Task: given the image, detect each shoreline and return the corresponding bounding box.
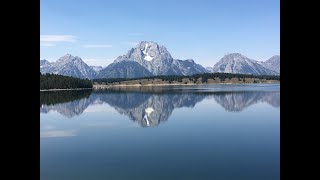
[40,88,93,91]
[40,82,280,91]
[93,82,280,89]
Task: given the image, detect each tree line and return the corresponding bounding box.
[93,73,280,84]
[40,73,93,90]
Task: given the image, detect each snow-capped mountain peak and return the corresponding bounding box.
[111,41,206,77]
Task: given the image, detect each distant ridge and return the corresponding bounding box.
[210,53,279,75]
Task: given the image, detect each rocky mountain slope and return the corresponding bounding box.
[40,54,97,79]
[97,60,153,79]
[211,53,279,75]
[105,41,208,78]
[259,55,280,73]
[89,66,103,73]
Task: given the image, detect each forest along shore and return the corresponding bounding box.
[93,77,279,89]
[40,73,93,91]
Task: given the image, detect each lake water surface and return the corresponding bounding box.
[40,84,280,180]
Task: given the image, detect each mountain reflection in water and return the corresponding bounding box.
[40,86,280,127]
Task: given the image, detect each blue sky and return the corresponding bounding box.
[40,0,279,67]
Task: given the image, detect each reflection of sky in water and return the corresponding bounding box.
[41,129,77,138]
[40,84,279,180]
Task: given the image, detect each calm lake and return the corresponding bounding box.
[40,84,280,180]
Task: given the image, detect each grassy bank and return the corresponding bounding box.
[93,77,279,89]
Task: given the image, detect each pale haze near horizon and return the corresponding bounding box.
[40,0,280,67]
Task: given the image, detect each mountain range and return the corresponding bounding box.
[40,41,280,79]
[89,66,103,73]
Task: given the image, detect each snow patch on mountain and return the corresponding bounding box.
[110,41,207,77]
